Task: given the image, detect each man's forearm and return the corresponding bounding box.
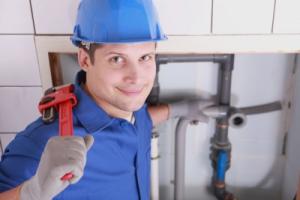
[148,104,170,126]
[0,185,21,200]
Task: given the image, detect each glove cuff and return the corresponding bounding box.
[20,176,44,200]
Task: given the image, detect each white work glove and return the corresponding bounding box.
[20,135,94,200]
[168,99,215,122]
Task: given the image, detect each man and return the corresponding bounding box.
[0,0,212,199]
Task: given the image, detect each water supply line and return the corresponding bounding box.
[151,130,160,200]
[210,55,235,200]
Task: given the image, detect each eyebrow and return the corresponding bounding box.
[140,52,156,57]
[105,51,127,56]
[105,51,156,56]
[144,52,155,55]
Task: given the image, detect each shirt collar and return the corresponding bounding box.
[73,70,113,133]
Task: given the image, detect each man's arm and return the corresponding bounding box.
[0,185,21,200]
[148,99,215,127]
[148,104,169,127]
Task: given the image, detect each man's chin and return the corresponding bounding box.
[122,102,145,112]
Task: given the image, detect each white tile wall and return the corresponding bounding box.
[31,0,211,35]
[31,0,80,34]
[0,87,42,133]
[0,0,34,34]
[273,0,300,33]
[0,35,41,86]
[28,0,300,36]
[154,0,212,35]
[213,0,275,34]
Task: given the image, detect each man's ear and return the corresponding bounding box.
[78,48,92,71]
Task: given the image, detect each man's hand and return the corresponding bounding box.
[20,135,94,200]
[168,99,215,122]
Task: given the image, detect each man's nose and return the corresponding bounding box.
[124,62,141,83]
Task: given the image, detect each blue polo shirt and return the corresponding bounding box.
[0,71,153,200]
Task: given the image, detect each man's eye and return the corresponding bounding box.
[140,55,153,62]
[110,56,124,64]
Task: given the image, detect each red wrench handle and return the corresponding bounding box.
[59,100,74,181]
[61,172,74,181]
[59,101,74,137]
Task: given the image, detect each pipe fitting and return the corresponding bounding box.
[203,106,247,129]
[214,187,237,200]
[203,106,228,119]
[228,108,247,129]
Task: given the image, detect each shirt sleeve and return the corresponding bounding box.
[0,134,42,192]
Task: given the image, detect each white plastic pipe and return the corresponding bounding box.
[151,131,160,200]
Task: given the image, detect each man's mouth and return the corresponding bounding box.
[117,87,143,96]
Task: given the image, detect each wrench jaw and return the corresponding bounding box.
[40,96,57,124]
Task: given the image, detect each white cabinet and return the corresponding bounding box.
[273,0,300,34]
[0,87,42,133]
[154,0,212,35]
[31,0,80,34]
[0,0,34,34]
[213,0,275,34]
[0,35,41,86]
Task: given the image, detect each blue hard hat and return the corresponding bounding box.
[71,0,167,46]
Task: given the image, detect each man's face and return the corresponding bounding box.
[79,42,156,118]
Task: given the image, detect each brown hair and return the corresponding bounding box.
[78,43,103,64]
